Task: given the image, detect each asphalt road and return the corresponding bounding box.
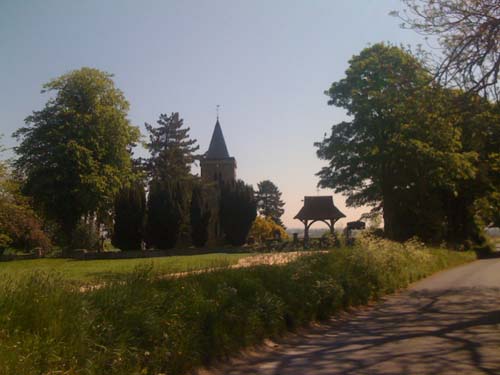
[211,257,500,375]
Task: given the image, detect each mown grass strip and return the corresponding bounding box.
[0,252,251,283]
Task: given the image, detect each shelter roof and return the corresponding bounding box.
[294,196,346,221]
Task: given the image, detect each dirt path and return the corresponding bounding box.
[166,251,324,278]
[235,251,323,267]
[206,258,500,375]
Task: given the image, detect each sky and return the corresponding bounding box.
[0,0,426,229]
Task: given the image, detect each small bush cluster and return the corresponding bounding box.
[0,238,475,375]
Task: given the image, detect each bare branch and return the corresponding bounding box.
[395,0,500,99]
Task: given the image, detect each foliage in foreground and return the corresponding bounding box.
[0,237,475,375]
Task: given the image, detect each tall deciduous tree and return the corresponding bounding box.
[394,0,500,98]
[316,44,477,242]
[13,68,140,245]
[112,181,146,251]
[220,180,257,246]
[144,112,199,182]
[255,180,285,227]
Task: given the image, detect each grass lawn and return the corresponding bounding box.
[0,252,251,283]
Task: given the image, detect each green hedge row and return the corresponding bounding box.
[0,237,475,375]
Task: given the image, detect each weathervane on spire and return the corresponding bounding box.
[216,104,221,121]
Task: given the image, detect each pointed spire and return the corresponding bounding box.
[206,118,230,159]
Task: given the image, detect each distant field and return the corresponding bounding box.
[0,253,251,283]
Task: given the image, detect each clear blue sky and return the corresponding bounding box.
[0,0,425,228]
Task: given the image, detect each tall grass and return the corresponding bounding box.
[0,237,475,375]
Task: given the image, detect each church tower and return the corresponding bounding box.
[200,118,236,183]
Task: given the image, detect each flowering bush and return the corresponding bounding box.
[249,216,288,243]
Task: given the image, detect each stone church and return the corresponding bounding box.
[199,117,237,244]
[200,118,236,184]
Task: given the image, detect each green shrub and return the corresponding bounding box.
[0,237,476,375]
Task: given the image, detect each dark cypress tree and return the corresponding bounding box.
[112,181,146,251]
[255,180,285,227]
[145,180,183,249]
[190,185,211,247]
[220,180,257,246]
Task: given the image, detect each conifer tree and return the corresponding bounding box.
[144,112,199,248]
[144,112,199,182]
[190,185,211,247]
[255,180,285,227]
[112,181,146,251]
[220,180,257,246]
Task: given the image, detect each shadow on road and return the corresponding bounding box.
[220,287,500,375]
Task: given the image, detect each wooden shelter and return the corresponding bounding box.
[294,196,346,242]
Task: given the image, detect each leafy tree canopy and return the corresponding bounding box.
[13,67,140,240]
[316,43,479,242]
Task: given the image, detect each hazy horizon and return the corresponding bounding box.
[0,0,426,228]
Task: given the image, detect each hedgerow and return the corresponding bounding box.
[0,237,475,375]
